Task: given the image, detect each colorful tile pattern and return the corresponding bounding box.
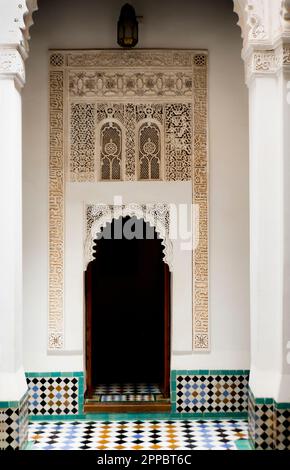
[251,403,274,450]
[173,371,249,414]
[0,392,29,450]
[26,373,84,417]
[0,407,20,450]
[19,393,29,449]
[28,419,248,450]
[248,388,290,450]
[274,407,290,450]
[26,371,250,418]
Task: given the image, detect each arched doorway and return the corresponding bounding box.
[85,216,171,411]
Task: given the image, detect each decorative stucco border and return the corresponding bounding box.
[48,68,65,349]
[192,54,209,350]
[48,49,209,351]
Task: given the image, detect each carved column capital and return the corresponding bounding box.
[245,44,290,85]
[0,47,25,87]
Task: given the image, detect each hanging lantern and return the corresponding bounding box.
[117,3,138,48]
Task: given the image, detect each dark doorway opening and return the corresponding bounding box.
[85,216,170,406]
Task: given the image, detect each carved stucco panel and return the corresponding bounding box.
[48,50,209,351]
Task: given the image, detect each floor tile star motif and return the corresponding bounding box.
[28,419,248,451]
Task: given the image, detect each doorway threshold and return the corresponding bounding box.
[84,400,171,413]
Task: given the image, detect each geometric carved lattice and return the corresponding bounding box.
[100,122,122,180]
[139,122,161,180]
[70,103,95,182]
[165,104,192,181]
[49,49,209,351]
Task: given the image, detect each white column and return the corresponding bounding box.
[248,46,290,403]
[279,60,290,402]
[0,48,27,401]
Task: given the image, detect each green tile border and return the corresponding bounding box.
[255,397,273,405]
[29,411,248,422]
[25,371,83,378]
[0,400,19,409]
[172,370,250,377]
[0,391,28,410]
[249,386,290,409]
[275,401,290,409]
[78,374,84,415]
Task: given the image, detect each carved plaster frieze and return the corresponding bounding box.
[67,50,193,68]
[69,71,193,98]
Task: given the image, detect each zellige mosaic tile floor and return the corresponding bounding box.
[28,419,248,450]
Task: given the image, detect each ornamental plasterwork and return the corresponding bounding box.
[233,0,290,84]
[233,0,290,47]
[84,203,173,272]
[49,49,209,351]
[245,0,267,41]
[69,71,193,97]
[233,0,268,48]
[66,51,193,68]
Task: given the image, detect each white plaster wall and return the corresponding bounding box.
[23,0,250,371]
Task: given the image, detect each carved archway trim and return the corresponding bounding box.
[84,203,173,272]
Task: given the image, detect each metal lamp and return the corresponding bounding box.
[117,3,138,48]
